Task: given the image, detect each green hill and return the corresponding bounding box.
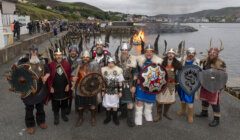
[17,0,122,21]
[17,3,65,20]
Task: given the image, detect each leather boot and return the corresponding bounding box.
[103,110,111,124]
[113,111,120,126]
[127,109,135,127]
[177,102,186,116]
[76,109,84,127]
[209,116,220,127]
[187,107,194,123]
[195,110,208,118]
[54,112,59,125]
[90,109,96,126]
[39,123,48,129]
[154,104,163,122]
[26,127,35,135]
[163,104,172,120]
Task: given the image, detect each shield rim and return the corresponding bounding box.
[139,63,168,94]
[178,65,201,95]
[78,72,105,96]
[8,64,39,98]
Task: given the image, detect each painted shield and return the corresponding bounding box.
[199,68,228,93]
[7,64,38,98]
[140,63,168,94]
[178,65,201,95]
[78,73,105,96]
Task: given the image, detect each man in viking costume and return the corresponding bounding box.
[14,45,49,134]
[66,44,81,114]
[72,50,100,127]
[134,44,163,126]
[177,47,200,123]
[196,41,226,127]
[154,48,182,122]
[101,57,124,125]
[48,48,72,125]
[92,38,111,112]
[116,42,137,127]
[92,38,111,67]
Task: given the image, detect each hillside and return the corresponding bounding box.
[155,7,240,19]
[17,3,65,20]
[17,0,122,21]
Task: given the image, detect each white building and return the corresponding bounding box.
[236,17,240,22]
[201,17,209,23]
[0,0,30,48]
[18,0,28,3]
[87,16,95,21]
[0,0,17,14]
[46,6,52,10]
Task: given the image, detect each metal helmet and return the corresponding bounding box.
[186,47,196,55]
[29,44,38,52]
[54,47,62,55]
[120,42,130,51]
[69,44,79,53]
[167,48,176,54]
[81,50,91,58]
[96,38,104,45]
[144,44,154,51]
[107,56,115,63]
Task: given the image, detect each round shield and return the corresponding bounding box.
[78,73,105,96]
[199,68,228,93]
[140,63,168,94]
[7,64,38,98]
[178,65,201,95]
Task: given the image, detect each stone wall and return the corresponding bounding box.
[0,32,53,65]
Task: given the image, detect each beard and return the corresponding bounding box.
[168,57,173,61]
[56,57,62,63]
[121,54,129,62]
[96,48,103,55]
[70,54,77,59]
[208,57,218,64]
[29,55,40,64]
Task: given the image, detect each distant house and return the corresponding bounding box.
[46,6,52,10]
[156,17,169,23]
[236,17,240,22]
[0,0,17,14]
[126,15,133,22]
[220,18,226,23]
[18,0,28,3]
[201,17,209,23]
[87,16,95,20]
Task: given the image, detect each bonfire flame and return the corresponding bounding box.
[133,30,145,44]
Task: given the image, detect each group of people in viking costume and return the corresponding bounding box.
[7,36,227,135]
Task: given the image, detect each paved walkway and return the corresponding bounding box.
[0,33,239,140]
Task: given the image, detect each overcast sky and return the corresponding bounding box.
[58,0,240,15]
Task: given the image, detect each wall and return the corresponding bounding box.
[0,32,53,65]
[0,12,4,49]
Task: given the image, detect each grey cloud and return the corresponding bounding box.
[58,0,240,15]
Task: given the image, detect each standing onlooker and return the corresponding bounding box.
[14,20,21,40]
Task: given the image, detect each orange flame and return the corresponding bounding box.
[133,30,145,44]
